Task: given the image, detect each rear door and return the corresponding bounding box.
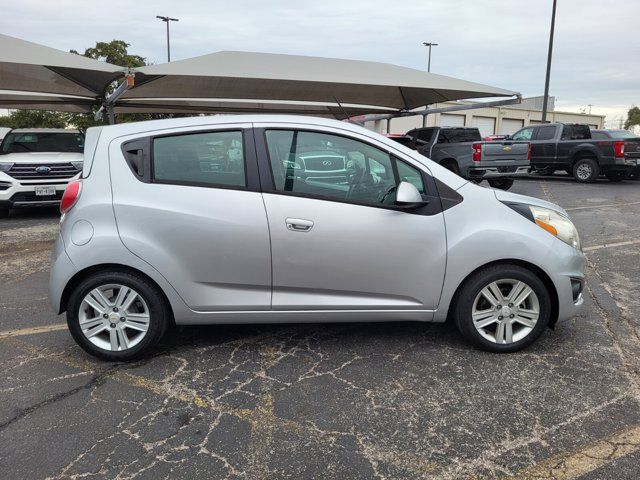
[255,124,447,313]
[109,123,272,311]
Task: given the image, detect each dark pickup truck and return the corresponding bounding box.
[509,123,639,182]
[389,127,530,190]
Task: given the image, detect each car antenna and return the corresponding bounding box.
[334,97,353,123]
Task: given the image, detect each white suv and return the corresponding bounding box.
[0,128,84,217]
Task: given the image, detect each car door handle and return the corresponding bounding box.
[285,218,314,232]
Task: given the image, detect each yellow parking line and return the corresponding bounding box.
[583,239,640,252]
[505,424,640,479]
[0,323,67,339]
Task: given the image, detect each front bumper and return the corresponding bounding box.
[550,246,586,324]
[467,165,530,180]
[0,173,69,208]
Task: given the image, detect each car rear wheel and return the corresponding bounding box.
[573,158,599,183]
[453,264,551,352]
[67,271,170,361]
[487,178,514,190]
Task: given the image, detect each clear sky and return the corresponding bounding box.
[1,0,638,127]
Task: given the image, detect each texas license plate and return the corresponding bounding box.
[34,186,56,196]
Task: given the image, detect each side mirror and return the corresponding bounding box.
[396,181,428,208]
[503,134,511,140]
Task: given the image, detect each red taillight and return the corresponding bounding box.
[472,143,482,162]
[527,143,532,161]
[60,180,82,214]
[614,141,625,158]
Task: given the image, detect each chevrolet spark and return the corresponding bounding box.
[49,115,585,361]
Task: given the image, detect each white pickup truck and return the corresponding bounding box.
[0,129,84,217]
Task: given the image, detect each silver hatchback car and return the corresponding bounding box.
[50,115,585,361]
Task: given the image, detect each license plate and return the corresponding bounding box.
[34,186,57,196]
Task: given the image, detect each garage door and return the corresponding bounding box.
[473,116,496,137]
[500,118,524,135]
[439,114,465,127]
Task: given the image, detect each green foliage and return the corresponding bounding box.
[624,106,640,130]
[71,40,146,68]
[0,110,67,129]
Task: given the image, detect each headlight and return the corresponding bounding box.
[71,161,84,171]
[0,162,13,172]
[529,205,581,250]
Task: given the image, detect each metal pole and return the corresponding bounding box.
[157,16,179,63]
[166,21,171,62]
[422,42,438,72]
[541,0,557,123]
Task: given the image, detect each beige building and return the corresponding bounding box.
[365,96,605,137]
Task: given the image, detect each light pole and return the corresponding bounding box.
[588,104,593,114]
[422,42,438,72]
[541,0,557,123]
[156,15,179,62]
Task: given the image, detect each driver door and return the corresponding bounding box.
[255,125,447,311]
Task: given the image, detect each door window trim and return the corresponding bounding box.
[121,127,261,192]
[254,126,444,216]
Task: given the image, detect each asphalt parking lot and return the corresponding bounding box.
[1,175,640,479]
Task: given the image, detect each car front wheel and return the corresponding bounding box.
[453,264,551,352]
[67,271,170,361]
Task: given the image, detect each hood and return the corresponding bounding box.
[492,188,569,217]
[0,152,83,163]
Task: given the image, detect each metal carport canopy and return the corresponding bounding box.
[0,33,123,112]
[118,51,519,114]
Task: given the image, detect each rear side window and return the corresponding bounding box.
[590,131,609,140]
[511,127,534,141]
[536,126,556,140]
[561,124,591,140]
[152,131,246,187]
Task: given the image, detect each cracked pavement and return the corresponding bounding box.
[1,176,640,479]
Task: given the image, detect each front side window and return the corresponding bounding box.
[152,130,245,187]
[265,130,426,207]
[512,127,534,141]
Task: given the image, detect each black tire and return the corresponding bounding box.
[0,207,9,219]
[67,270,170,361]
[487,178,514,190]
[573,157,599,183]
[441,160,460,175]
[453,264,551,353]
[604,170,628,183]
[630,168,640,181]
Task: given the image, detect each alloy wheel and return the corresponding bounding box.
[576,163,592,181]
[471,279,540,344]
[78,284,151,351]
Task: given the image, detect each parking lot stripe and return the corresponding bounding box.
[506,424,640,480]
[0,323,67,339]
[583,239,640,252]
[566,201,640,212]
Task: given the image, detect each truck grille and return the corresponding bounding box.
[6,163,79,180]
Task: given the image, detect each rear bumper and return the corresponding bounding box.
[467,165,530,179]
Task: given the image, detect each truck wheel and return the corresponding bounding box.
[487,178,514,190]
[441,161,460,176]
[0,207,9,219]
[536,167,555,176]
[629,168,640,181]
[573,158,599,183]
[605,171,628,182]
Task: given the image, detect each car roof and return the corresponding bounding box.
[9,128,81,133]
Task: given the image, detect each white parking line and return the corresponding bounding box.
[583,239,640,252]
[566,201,640,212]
[0,323,67,339]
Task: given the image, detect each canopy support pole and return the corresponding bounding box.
[96,71,136,124]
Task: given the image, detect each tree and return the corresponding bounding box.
[0,110,67,129]
[73,40,146,68]
[624,106,640,130]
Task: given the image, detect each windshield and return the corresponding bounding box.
[607,130,637,139]
[0,132,84,154]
